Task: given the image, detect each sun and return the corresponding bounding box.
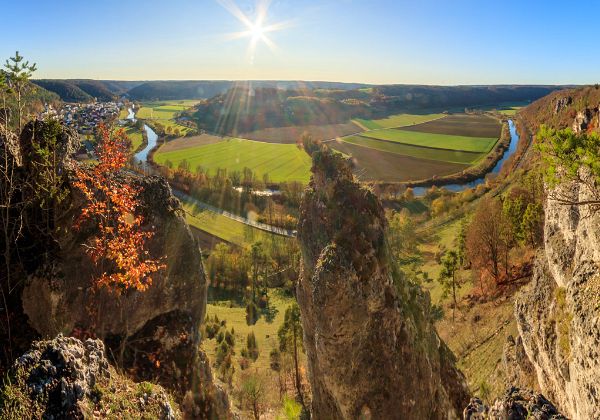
[250,23,265,43]
[219,0,290,56]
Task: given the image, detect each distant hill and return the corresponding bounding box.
[33,80,93,102]
[127,81,232,101]
[192,84,567,134]
[31,79,140,102]
[29,79,565,114]
[30,83,61,104]
[193,86,371,134]
[372,85,565,113]
[519,85,600,132]
[126,80,373,101]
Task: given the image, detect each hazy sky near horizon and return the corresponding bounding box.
[1,0,598,85]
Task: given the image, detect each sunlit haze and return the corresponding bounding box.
[1,0,599,84]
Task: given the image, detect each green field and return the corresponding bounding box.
[202,291,303,407]
[119,108,129,119]
[498,106,522,115]
[124,127,144,151]
[354,113,444,130]
[136,100,198,134]
[182,202,275,247]
[361,129,497,153]
[342,136,482,164]
[155,138,312,183]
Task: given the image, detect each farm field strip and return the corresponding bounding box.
[329,140,467,182]
[399,114,502,138]
[342,135,482,164]
[136,100,198,134]
[354,113,445,130]
[361,128,497,153]
[154,137,311,183]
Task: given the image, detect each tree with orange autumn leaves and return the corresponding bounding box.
[73,124,164,292]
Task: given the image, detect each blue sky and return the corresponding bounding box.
[1,0,598,85]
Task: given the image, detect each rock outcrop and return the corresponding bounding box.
[296,150,470,419]
[463,387,566,419]
[553,96,572,115]
[4,120,230,418]
[515,171,600,418]
[0,335,179,419]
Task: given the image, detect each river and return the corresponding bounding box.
[412,119,520,196]
[126,107,159,164]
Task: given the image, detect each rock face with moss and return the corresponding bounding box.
[6,120,230,418]
[0,335,179,419]
[296,150,470,419]
[515,173,600,418]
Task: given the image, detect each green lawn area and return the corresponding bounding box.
[498,106,522,116]
[155,138,312,183]
[361,129,497,153]
[202,291,303,407]
[343,135,480,165]
[124,126,144,151]
[354,113,444,130]
[136,100,198,135]
[182,202,274,247]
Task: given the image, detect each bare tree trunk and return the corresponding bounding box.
[293,325,304,409]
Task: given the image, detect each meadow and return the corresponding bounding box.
[354,113,445,130]
[498,106,522,115]
[201,291,305,408]
[360,129,497,153]
[342,135,482,164]
[124,126,144,151]
[136,100,199,134]
[182,201,275,247]
[154,137,312,183]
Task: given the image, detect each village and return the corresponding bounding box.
[41,101,122,134]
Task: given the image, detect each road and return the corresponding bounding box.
[172,190,297,238]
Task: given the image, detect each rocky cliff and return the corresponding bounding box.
[296,150,470,419]
[3,120,230,418]
[515,171,600,418]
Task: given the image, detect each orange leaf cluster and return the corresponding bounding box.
[73,124,164,293]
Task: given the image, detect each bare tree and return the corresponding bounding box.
[466,197,509,286]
